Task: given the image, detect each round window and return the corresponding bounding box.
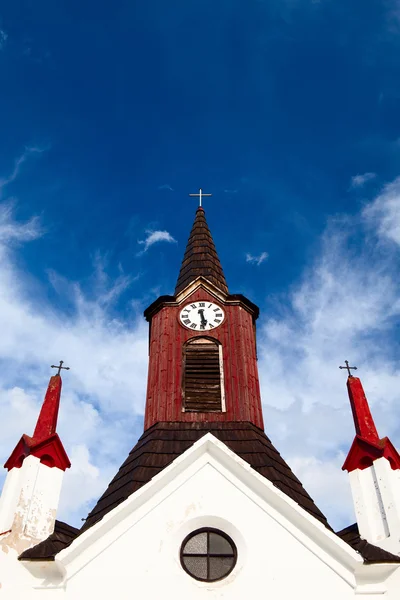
[180,528,237,582]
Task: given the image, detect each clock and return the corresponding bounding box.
[179,301,225,331]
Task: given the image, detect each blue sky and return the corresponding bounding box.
[1,0,400,530]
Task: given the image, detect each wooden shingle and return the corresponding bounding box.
[175,208,228,295]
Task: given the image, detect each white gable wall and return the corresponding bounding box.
[4,435,399,598]
[62,461,355,600]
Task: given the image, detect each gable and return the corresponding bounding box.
[57,446,360,599]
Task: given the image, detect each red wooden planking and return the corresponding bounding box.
[144,288,263,430]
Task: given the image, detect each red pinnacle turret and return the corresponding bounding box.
[4,373,70,472]
[347,376,380,445]
[342,376,400,472]
[33,375,62,441]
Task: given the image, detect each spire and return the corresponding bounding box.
[0,367,70,547]
[346,376,380,445]
[175,207,228,296]
[4,370,70,471]
[342,374,400,472]
[33,375,62,441]
[342,370,400,555]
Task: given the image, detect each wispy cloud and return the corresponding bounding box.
[362,176,400,245]
[246,251,269,266]
[158,184,174,192]
[0,29,7,50]
[257,178,400,529]
[0,146,45,198]
[0,201,42,244]
[137,229,177,254]
[0,200,148,526]
[349,172,376,189]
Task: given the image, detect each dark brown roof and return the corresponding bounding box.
[18,520,79,561]
[19,424,400,565]
[81,422,330,532]
[336,523,400,564]
[175,208,228,295]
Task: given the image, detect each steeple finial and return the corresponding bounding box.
[189,187,212,208]
[339,360,357,377]
[51,360,70,376]
[175,204,228,296]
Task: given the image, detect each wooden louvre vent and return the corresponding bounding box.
[183,338,223,412]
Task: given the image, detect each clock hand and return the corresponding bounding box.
[198,309,208,328]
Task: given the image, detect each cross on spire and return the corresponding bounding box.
[189,188,212,208]
[51,360,70,376]
[339,360,357,377]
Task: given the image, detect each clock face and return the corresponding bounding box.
[179,301,225,331]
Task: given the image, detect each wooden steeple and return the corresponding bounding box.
[175,207,228,296]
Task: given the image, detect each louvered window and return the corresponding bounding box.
[183,338,224,412]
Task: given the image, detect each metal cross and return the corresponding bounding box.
[51,360,70,376]
[189,188,212,208]
[339,360,357,377]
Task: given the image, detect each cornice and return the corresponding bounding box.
[144,278,259,322]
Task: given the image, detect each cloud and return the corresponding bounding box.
[0,199,149,526]
[158,184,174,192]
[137,229,177,254]
[246,251,269,266]
[257,180,400,529]
[0,146,45,198]
[2,156,400,533]
[0,201,42,245]
[0,29,7,50]
[349,172,376,189]
[362,176,400,245]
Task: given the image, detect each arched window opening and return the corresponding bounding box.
[183,337,225,413]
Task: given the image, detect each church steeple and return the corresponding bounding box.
[342,369,400,555]
[175,207,228,296]
[0,367,70,551]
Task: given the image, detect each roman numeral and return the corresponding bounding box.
[208,304,212,308]
[183,319,191,325]
[191,304,197,309]
[213,308,219,312]
[190,323,197,329]
[215,313,223,318]
[199,302,205,307]
[214,319,221,324]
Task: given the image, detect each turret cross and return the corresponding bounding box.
[189,188,212,208]
[339,360,357,377]
[51,360,70,376]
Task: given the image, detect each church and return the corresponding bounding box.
[1,202,400,598]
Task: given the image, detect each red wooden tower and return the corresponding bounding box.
[57,204,329,534]
[143,206,264,430]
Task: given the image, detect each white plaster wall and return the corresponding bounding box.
[0,468,23,533]
[1,442,400,599]
[63,463,356,600]
[349,459,400,556]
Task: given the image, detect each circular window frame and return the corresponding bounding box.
[180,527,237,582]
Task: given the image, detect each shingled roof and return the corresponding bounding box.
[19,520,79,561]
[175,207,228,295]
[336,523,400,564]
[19,423,400,564]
